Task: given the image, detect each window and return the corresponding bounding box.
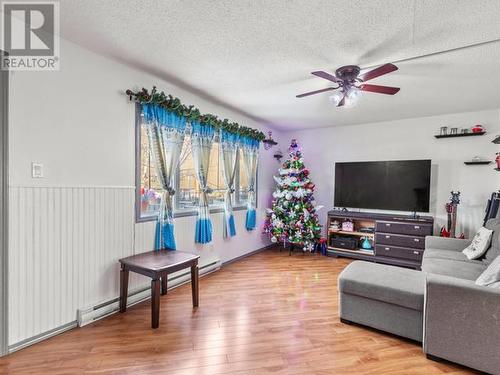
[176,135,198,210]
[138,124,163,219]
[137,115,252,221]
[176,136,226,210]
[236,150,249,205]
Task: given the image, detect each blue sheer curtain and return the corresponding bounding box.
[190,120,215,244]
[219,130,239,238]
[240,137,260,230]
[142,103,186,250]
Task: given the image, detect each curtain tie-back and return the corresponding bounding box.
[166,187,176,195]
[202,187,213,194]
[229,188,235,193]
[248,186,255,192]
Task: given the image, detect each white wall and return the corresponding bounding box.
[281,110,500,237]
[7,38,281,345]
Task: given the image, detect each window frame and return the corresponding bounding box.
[135,105,256,223]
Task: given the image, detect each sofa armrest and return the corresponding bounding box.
[424,236,472,251]
[424,274,500,374]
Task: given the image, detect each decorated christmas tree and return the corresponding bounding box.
[264,139,322,251]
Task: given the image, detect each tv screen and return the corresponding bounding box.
[334,160,431,212]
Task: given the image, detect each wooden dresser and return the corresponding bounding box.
[327,210,434,269]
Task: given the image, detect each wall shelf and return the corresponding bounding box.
[464,161,492,165]
[434,131,486,139]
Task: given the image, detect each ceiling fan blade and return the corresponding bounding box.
[337,96,346,107]
[360,84,400,95]
[296,87,335,98]
[311,71,340,83]
[358,63,398,82]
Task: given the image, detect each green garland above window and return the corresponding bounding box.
[125,86,266,141]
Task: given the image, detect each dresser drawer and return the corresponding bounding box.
[375,232,425,249]
[375,244,423,261]
[375,221,432,236]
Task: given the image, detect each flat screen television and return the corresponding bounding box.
[334,160,431,212]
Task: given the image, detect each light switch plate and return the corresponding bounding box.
[31,162,43,178]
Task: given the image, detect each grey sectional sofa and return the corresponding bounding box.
[339,218,500,374]
[423,218,500,374]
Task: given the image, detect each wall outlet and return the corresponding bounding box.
[31,162,43,178]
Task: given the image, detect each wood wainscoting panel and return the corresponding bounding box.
[8,186,135,345]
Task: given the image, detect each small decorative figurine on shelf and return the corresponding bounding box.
[330,220,340,231]
[496,152,500,170]
[262,131,278,150]
[361,236,373,250]
[472,124,485,133]
[342,219,354,232]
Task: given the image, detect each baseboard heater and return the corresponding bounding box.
[77,257,221,327]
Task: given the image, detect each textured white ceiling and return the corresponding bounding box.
[59,0,500,130]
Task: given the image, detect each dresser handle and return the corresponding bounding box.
[385,223,391,227]
[414,225,420,229]
[414,238,420,242]
[385,247,390,251]
[385,235,390,239]
[413,251,420,255]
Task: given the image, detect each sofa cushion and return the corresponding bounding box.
[424,248,484,264]
[421,257,487,281]
[462,226,493,260]
[476,254,500,287]
[483,218,500,264]
[338,261,425,311]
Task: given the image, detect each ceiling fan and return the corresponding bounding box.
[296,63,400,107]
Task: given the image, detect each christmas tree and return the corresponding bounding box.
[264,139,322,251]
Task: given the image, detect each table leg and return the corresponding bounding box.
[119,267,129,313]
[191,264,199,308]
[161,274,168,295]
[151,278,161,328]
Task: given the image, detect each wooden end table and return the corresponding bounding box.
[119,250,200,328]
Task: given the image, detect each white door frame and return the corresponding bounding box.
[0,52,9,356]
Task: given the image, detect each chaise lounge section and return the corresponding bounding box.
[423,218,500,374]
[338,261,425,342]
[339,218,500,374]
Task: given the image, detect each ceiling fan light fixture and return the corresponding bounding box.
[328,91,344,105]
[343,87,362,107]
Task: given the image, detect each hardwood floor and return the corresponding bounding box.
[0,248,477,374]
